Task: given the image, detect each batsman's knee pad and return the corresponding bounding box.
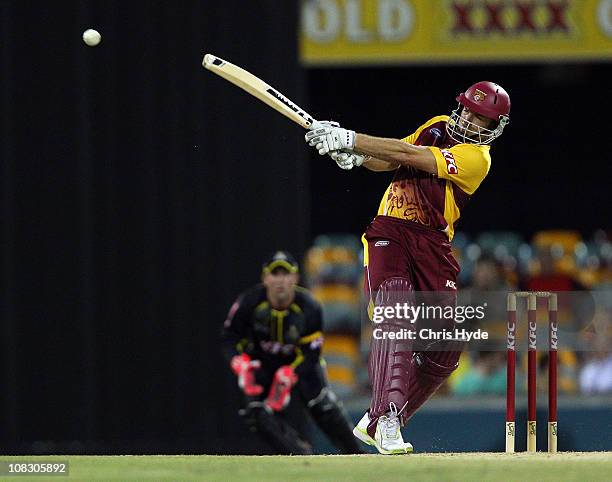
[415,326,463,378]
[374,276,414,308]
[414,351,460,383]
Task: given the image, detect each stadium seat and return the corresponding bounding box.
[322,334,360,396]
[532,230,582,253]
[476,231,525,258]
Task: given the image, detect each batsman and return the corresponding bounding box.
[305,81,511,454]
[221,251,363,454]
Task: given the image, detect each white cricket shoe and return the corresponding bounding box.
[353,406,413,454]
[352,411,375,446]
[375,414,413,454]
[374,403,413,455]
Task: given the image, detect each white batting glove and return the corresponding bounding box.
[329,150,367,170]
[310,120,339,130]
[305,126,356,155]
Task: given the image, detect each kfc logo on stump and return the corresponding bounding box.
[441,149,458,174]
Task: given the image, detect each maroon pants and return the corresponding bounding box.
[363,215,459,294]
[363,216,462,435]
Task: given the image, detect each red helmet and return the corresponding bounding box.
[457,81,511,122]
[447,81,511,144]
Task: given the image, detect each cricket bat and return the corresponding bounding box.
[202,54,320,130]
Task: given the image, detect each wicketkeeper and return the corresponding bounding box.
[221,251,363,454]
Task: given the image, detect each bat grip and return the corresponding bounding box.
[309,120,323,130]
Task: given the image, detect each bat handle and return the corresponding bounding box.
[309,120,323,130]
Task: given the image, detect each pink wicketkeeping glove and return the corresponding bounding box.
[230,353,263,396]
[265,365,298,411]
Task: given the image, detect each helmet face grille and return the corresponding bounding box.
[446,104,508,145]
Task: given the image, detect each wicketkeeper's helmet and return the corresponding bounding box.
[262,251,299,274]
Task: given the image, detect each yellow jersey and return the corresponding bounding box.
[376,115,491,240]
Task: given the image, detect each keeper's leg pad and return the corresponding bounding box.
[240,402,312,455]
[367,277,416,436]
[308,388,365,454]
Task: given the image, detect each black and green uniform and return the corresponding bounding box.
[221,284,362,455]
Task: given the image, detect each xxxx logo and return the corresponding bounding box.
[451,1,570,35]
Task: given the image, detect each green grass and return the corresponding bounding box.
[1,453,611,481]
